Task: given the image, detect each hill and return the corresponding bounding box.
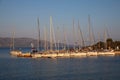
[0,37,65,48]
[0,37,41,47]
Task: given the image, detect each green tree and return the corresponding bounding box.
[106,38,113,50]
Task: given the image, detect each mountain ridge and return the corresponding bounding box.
[0,37,43,47]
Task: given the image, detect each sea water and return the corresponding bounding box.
[0,48,120,80]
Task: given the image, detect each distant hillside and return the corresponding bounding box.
[0,37,65,48]
[0,37,43,47]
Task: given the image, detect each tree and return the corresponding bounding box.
[106,38,113,50]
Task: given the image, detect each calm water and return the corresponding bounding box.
[0,48,120,80]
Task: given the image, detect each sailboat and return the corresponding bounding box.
[86,15,98,56]
[31,16,58,58]
[10,31,32,57]
[31,17,42,58]
[10,32,22,56]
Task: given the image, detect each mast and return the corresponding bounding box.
[88,15,95,46]
[50,16,53,51]
[88,15,92,46]
[57,26,60,51]
[66,29,69,50]
[104,27,109,49]
[46,26,48,50]
[63,25,66,50]
[73,19,76,49]
[37,17,40,52]
[106,26,110,38]
[50,16,56,51]
[78,20,85,48]
[52,22,56,50]
[91,24,95,45]
[12,32,15,50]
[44,26,47,51]
[98,32,100,49]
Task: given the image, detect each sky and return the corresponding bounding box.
[0,0,120,44]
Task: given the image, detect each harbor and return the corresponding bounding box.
[10,16,120,58]
[1,0,120,80]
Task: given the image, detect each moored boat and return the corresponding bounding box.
[87,52,98,56]
[10,50,22,56]
[70,52,87,57]
[98,51,115,56]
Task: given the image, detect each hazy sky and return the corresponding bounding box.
[0,0,120,44]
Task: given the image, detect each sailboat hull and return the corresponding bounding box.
[10,50,22,56]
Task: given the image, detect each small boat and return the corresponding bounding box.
[70,52,87,57]
[87,52,98,56]
[10,31,23,56]
[98,50,115,56]
[10,50,22,56]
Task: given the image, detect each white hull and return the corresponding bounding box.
[31,51,115,58]
[10,50,22,56]
[98,52,115,56]
[10,50,32,57]
[31,52,87,58]
[87,52,98,56]
[70,52,87,57]
[31,53,42,58]
[32,53,57,58]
